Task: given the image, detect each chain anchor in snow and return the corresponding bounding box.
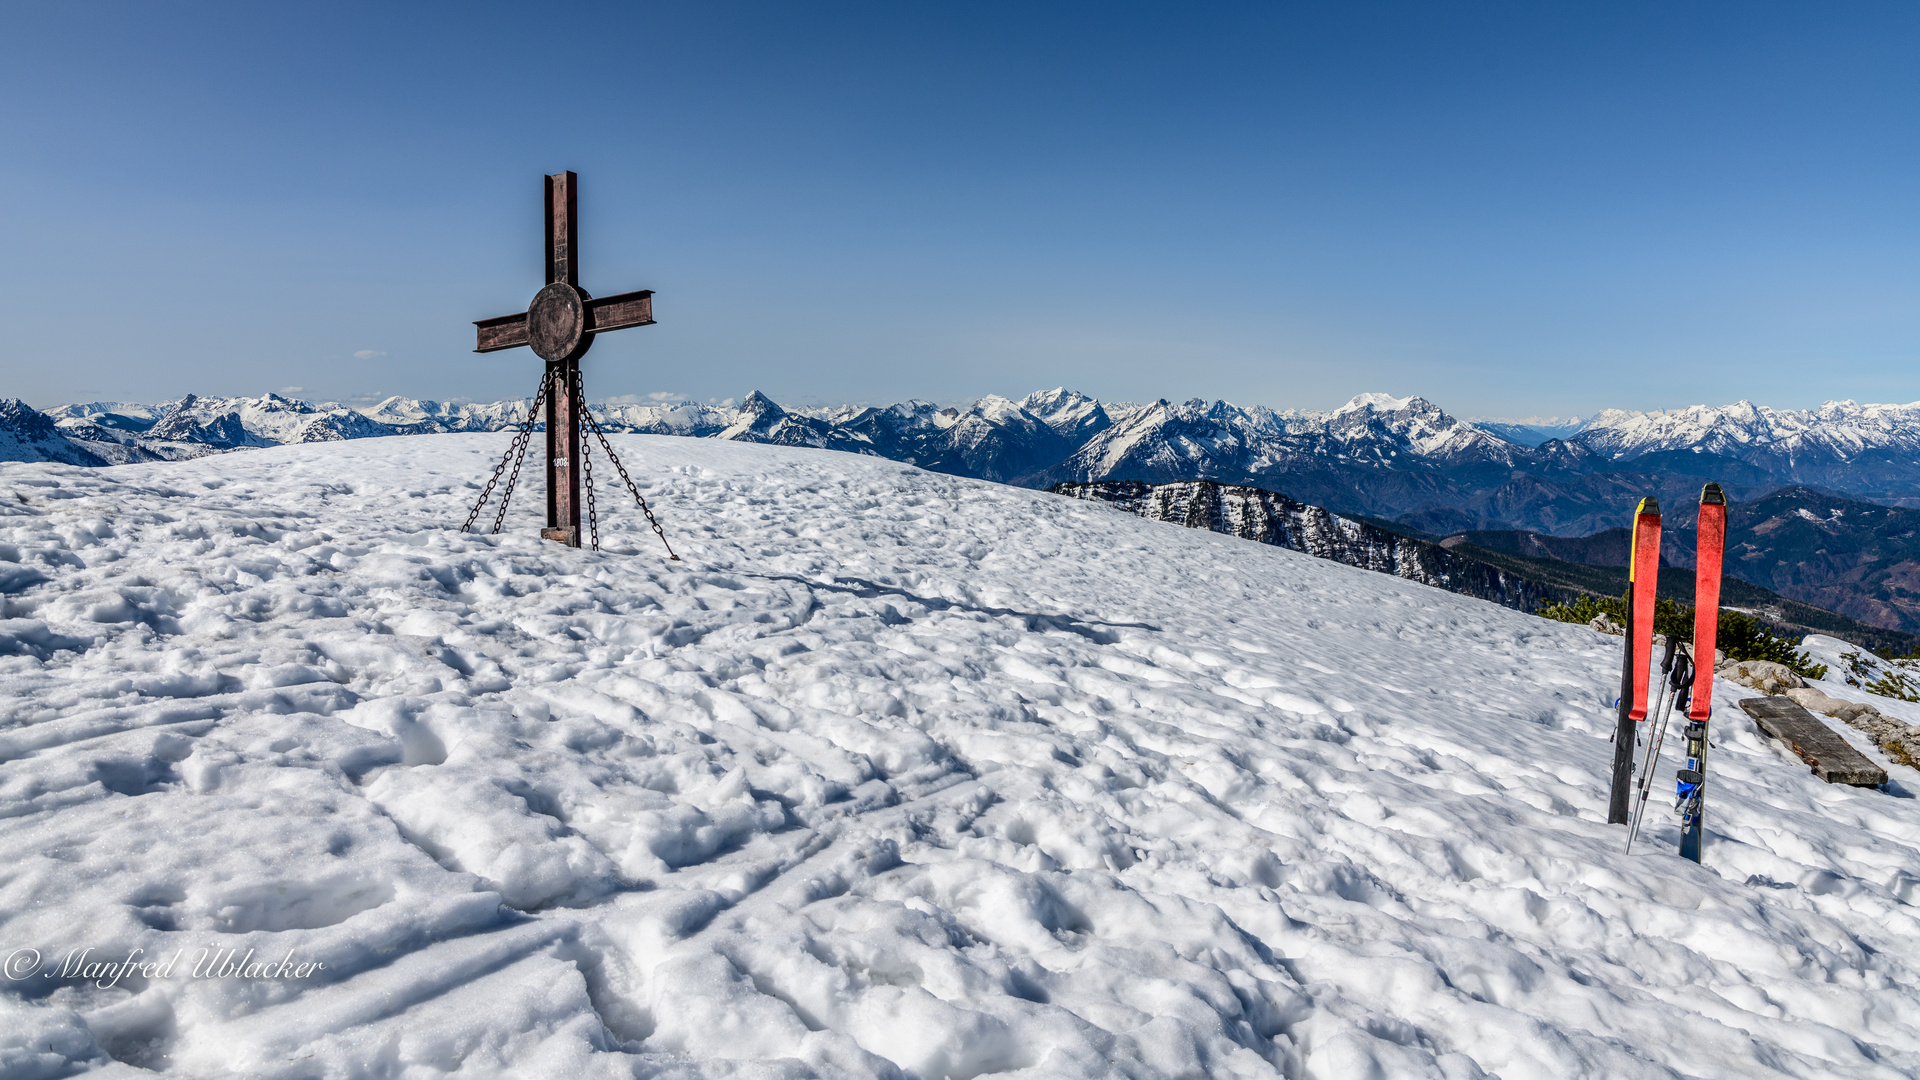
[458,364,679,561]
[461,373,550,535]
[581,390,679,560]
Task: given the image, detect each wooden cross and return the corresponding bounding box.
[473,172,655,547]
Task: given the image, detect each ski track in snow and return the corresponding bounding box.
[0,435,1916,1079]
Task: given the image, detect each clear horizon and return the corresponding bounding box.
[4,2,1916,418]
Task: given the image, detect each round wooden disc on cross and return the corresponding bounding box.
[527,281,589,363]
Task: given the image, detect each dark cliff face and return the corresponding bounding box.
[1052,479,1575,614]
[0,400,108,466]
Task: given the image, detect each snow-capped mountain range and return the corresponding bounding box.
[12,389,1920,535]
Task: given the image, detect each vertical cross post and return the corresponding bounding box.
[543,363,582,546]
[546,171,578,288]
[541,172,582,547]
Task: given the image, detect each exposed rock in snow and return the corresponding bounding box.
[1718,658,1806,694]
[129,393,402,455]
[1054,479,1573,613]
[924,396,1073,483]
[1040,394,1522,490]
[1788,638,1920,769]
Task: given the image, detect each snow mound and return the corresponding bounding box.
[1,437,1917,1078]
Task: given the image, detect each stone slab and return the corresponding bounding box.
[1739,696,1889,787]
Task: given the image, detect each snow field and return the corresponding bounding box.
[0,435,1917,1079]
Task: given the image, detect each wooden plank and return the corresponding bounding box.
[474,311,529,353]
[585,289,654,333]
[546,171,577,287]
[1738,696,1888,787]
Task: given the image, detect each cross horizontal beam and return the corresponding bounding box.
[473,289,655,353]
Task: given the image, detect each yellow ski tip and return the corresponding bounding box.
[1629,495,1661,581]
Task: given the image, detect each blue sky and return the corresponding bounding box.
[3,2,1915,417]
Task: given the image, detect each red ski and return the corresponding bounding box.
[1609,496,1662,824]
[1679,483,1727,861]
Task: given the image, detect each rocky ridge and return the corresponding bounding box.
[0,399,107,467]
[1573,399,1920,501]
[1051,479,1573,614]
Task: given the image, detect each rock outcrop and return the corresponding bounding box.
[1722,659,1920,770]
[1052,479,1576,614]
[1718,659,1806,695]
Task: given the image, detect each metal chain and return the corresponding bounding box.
[582,408,680,560]
[462,375,549,534]
[488,377,546,535]
[576,367,601,552]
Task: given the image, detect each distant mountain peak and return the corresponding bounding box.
[1337,392,1416,414]
[0,399,108,466]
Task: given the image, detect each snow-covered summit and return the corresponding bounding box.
[44,401,166,431]
[1020,387,1115,442]
[1281,394,1514,463]
[1575,398,1920,464]
[357,396,524,433]
[139,392,393,449]
[716,389,847,449]
[1,436,1915,1076]
[1332,391,1414,414]
[1051,392,1518,487]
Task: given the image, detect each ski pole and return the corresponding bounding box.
[1635,635,1681,780]
[1634,647,1692,850]
[1626,697,1675,852]
[1624,637,1677,852]
[1629,645,1693,853]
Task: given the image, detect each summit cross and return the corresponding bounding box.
[473,171,655,547]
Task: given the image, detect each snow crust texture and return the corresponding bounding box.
[2,437,1919,1079]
